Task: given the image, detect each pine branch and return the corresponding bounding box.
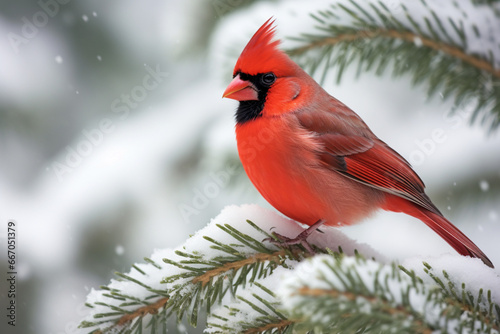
[420,262,500,331]
[115,298,169,328]
[80,207,499,334]
[191,250,288,287]
[243,319,295,334]
[275,254,436,333]
[161,222,312,327]
[79,218,315,333]
[206,270,298,333]
[287,0,500,131]
[276,254,500,333]
[289,29,500,78]
[80,270,171,333]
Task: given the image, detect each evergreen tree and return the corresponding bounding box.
[78,1,500,333]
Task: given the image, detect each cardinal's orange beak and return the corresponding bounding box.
[222,74,259,101]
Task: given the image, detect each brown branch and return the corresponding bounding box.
[288,29,500,78]
[192,250,290,287]
[294,287,433,334]
[296,287,356,301]
[243,319,295,334]
[116,297,169,326]
[442,296,499,332]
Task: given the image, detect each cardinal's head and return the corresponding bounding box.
[223,18,314,124]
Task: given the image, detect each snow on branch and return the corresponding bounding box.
[78,205,499,333]
[277,255,500,333]
[287,0,500,130]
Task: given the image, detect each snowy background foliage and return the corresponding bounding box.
[0,0,499,333]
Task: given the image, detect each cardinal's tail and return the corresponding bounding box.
[384,197,494,268]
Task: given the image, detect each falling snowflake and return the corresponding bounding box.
[479,180,489,192]
[115,245,125,255]
[489,211,498,221]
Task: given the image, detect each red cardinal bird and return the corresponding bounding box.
[222,19,493,268]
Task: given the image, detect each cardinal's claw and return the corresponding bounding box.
[263,219,325,254]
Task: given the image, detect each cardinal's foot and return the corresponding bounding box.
[264,219,325,254]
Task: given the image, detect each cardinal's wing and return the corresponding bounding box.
[297,107,441,215]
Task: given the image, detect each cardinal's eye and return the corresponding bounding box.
[260,72,276,86]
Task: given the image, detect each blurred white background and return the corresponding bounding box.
[0,0,499,333]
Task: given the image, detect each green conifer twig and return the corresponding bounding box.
[287,0,500,130]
